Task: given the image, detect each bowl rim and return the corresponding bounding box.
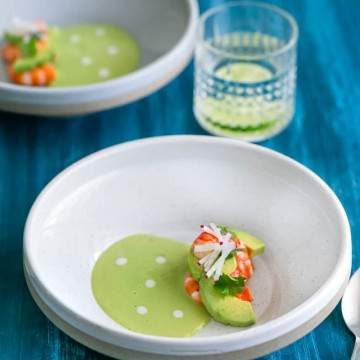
[23,135,352,355]
[24,269,349,359]
[0,0,198,95]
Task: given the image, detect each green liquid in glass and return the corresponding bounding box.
[196,62,293,141]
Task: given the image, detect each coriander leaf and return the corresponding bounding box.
[219,225,229,235]
[219,225,237,238]
[213,274,245,296]
[13,49,55,72]
[20,36,38,57]
[4,32,22,45]
[225,250,235,260]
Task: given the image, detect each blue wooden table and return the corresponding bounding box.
[0,0,359,358]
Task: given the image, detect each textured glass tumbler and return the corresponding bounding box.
[194,2,298,141]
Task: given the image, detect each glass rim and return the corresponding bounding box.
[197,1,299,61]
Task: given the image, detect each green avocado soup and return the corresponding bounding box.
[91,234,210,337]
[51,24,140,86]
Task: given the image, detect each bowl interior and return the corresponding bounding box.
[26,137,343,338]
[0,0,189,84]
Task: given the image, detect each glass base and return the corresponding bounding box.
[194,107,293,142]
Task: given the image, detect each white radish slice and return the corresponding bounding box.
[194,243,220,253]
[203,249,221,272]
[198,252,215,265]
[201,225,217,237]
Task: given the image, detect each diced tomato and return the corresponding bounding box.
[195,232,218,244]
[32,67,47,86]
[184,273,202,304]
[1,44,21,63]
[184,277,199,294]
[42,63,57,82]
[236,287,254,302]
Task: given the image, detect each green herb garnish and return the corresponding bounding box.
[225,250,235,260]
[20,36,38,57]
[219,225,237,237]
[4,32,22,45]
[213,274,245,296]
[13,49,55,73]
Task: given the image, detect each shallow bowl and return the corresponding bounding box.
[24,135,351,358]
[0,0,197,115]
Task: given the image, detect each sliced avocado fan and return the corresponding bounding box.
[187,227,265,327]
[199,275,256,327]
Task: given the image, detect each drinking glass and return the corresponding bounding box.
[194,1,298,141]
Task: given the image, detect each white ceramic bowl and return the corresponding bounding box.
[0,0,198,116]
[24,136,351,359]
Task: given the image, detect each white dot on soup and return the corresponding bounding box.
[98,68,110,78]
[145,279,156,288]
[80,56,92,66]
[155,256,166,264]
[107,45,119,55]
[95,28,106,36]
[173,310,184,318]
[115,257,127,266]
[136,306,148,315]
[69,34,80,44]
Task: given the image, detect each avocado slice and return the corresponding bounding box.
[13,49,55,73]
[187,251,202,281]
[199,276,255,327]
[231,230,265,257]
[221,255,237,275]
[188,251,237,281]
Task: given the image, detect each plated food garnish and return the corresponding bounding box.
[1,18,140,87]
[91,226,264,337]
[1,18,56,86]
[185,223,265,327]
